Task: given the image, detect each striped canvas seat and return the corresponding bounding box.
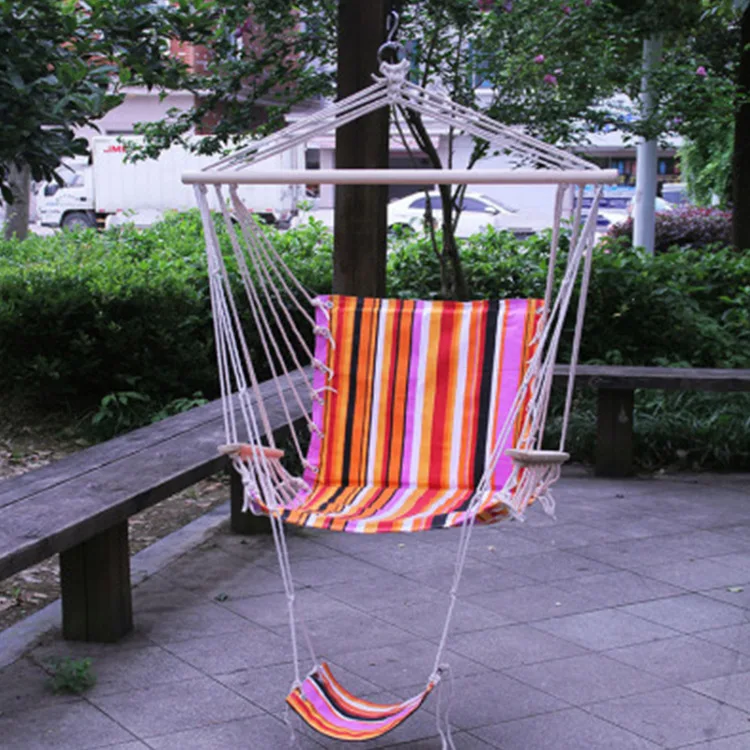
[253,295,542,532]
[286,662,435,741]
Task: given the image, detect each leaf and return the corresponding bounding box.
[727,586,744,593]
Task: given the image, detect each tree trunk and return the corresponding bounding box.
[732,7,750,251]
[4,163,30,241]
[333,0,389,297]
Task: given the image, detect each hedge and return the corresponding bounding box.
[1,212,748,466]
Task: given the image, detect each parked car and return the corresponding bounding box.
[387,191,534,239]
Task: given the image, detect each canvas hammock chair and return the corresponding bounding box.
[185,47,615,749]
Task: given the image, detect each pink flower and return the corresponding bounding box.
[584,0,592,6]
[502,0,513,11]
[534,54,545,64]
[696,65,707,77]
[543,73,558,86]
[562,4,572,14]
[478,0,494,10]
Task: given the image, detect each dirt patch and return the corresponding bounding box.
[0,406,230,632]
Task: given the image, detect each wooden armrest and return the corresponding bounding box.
[505,449,569,466]
[219,443,285,461]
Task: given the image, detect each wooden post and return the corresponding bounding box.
[596,388,635,477]
[333,0,389,297]
[229,465,271,534]
[59,522,133,642]
[732,7,750,251]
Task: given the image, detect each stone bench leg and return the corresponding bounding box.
[60,521,133,642]
[596,388,635,477]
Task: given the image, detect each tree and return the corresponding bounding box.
[0,0,216,239]
[102,1,746,292]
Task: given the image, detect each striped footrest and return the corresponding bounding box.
[286,663,436,741]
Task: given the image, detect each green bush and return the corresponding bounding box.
[1,213,747,469]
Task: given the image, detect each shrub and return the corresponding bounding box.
[1,213,748,469]
[607,205,733,253]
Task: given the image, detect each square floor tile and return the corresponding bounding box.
[694,623,750,656]
[588,686,750,748]
[473,707,660,749]
[619,594,749,634]
[531,609,677,650]
[450,624,587,671]
[0,701,134,749]
[689,670,750,713]
[505,652,668,705]
[89,676,260,738]
[606,635,750,685]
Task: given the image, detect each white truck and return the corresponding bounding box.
[37,136,303,230]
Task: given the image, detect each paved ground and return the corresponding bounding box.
[2,470,750,749]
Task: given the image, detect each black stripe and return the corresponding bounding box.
[472,300,499,487]
[359,297,381,484]
[340,297,364,486]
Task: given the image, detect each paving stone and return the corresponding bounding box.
[133,601,252,645]
[473,706,660,749]
[75,645,202,697]
[588,686,750,748]
[103,743,152,750]
[305,610,416,655]
[316,573,443,612]
[693,623,750,656]
[553,570,683,609]
[640,559,750,591]
[606,635,750,685]
[381,732,498,749]
[450,623,587,671]
[465,582,603,623]
[216,660,380,713]
[403,557,537,597]
[689,670,750,713]
[0,657,80,718]
[215,529,332,562]
[374,596,507,640]
[160,545,287,597]
[703,584,750,609]
[495,550,618,583]
[89,676,260,738]
[710,553,750,575]
[583,513,697,539]
[505,652,668,705]
[512,521,626,550]
[467,527,550,558]
[0,701,134,749]
[531,609,677,650]
[146,715,323,749]
[162,622,291,675]
[274,554,387,587]
[672,733,750,749]
[221,587,364,629]
[332,640,488,690]
[404,671,567,730]
[619,594,750,634]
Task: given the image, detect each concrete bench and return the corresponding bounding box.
[0,371,309,643]
[555,365,750,477]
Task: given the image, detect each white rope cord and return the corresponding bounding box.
[217,189,314,463]
[226,187,321,366]
[560,185,602,448]
[198,187,285,512]
[214,81,393,171]
[569,184,585,252]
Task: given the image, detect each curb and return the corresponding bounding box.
[0,500,231,670]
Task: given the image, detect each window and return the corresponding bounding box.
[461,197,488,212]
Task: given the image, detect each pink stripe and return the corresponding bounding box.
[303,296,331,486]
[492,299,528,488]
[300,677,417,733]
[400,301,424,484]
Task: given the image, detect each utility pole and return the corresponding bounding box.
[632,35,663,255]
[333,0,390,297]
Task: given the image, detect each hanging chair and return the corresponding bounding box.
[185,39,615,749]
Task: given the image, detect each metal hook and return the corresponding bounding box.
[386,10,399,43]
